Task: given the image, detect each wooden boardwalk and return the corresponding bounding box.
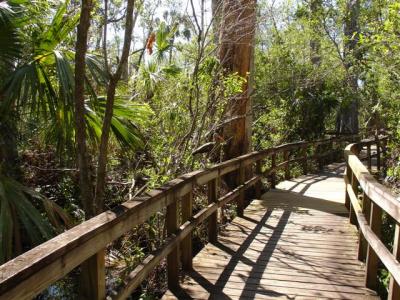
[163,163,379,299]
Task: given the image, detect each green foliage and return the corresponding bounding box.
[0,1,21,70]
[253,14,341,146]
[0,174,71,263]
[86,97,153,151]
[1,0,151,158]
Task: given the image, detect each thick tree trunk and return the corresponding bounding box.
[74,0,94,217]
[219,0,256,161]
[94,0,136,213]
[219,0,256,190]
[336,0,360,134]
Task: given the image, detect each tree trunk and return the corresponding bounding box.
[74,0,94,217]
[94,0,136,213]
[219,0,256,161]
[336,0,360,134]
[219,0,256,188]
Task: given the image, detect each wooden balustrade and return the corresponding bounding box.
[0,134,359,300]
[344,135,400,299]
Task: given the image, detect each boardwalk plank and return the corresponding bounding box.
[162,163,379,299]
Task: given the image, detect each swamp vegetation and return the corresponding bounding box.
[1,0,400,298]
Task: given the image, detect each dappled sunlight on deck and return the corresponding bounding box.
[163,163,379,299]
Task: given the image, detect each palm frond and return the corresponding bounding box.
[0,2,21,70]
[86,97,153,151]
[36,0,79,54]
[154,21,177,62]
[0,175,72,263]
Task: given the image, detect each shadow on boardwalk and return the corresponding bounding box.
[163,163,379,300]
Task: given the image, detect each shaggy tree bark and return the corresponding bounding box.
[218,0,256,190]
[74,0,94,217]
[94,0,136,213]
[336,0,360,134]
[219,0,257,161]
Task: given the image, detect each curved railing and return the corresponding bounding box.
[0,135,357,299]
[344,135,400,299]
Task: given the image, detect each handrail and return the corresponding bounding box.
[344,134,400,299]
[0,134,358,300]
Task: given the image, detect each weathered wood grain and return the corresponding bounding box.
[163,164,379,300]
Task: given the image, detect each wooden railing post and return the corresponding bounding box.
[317,145,323,170]
[284,150,290,180]
[365,202,382,290]
[345,159,351,210]
[302,144,308,175]
[181,191,193,270]
[376,137,381,171]
[367,144,372,172]
[208,178,218,243]
[237,165,245,217]
[382,138,388,175]
[255,160,262,199]
[358,192,371,261]
[329,138,334,163]
[166,195,179,290]
[271,152,276,188]
[349,171,358,225]
[388,224,400,299]
[79,249,106,300]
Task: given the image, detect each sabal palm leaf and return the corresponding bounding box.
[35,0,79,54]
[154,22,177,62]
[0,1,21,70]
[140,59,181,95]
[0,175,72,264]
[86,97,153,150]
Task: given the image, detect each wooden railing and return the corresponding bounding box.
[0,135,358,300]
[344,135,400,299]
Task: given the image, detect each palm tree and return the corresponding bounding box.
[0,0,152,262]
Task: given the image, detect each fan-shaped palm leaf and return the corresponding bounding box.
[0,175,72,263]
[0,1,21,70]
[86,97,153,150]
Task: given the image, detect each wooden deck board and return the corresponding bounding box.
[162,163,379,299]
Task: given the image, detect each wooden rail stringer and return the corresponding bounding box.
[345,135,400,299]
[0,133,377,300]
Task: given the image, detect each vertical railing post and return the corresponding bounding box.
[208,178,218,243]
[388,224,400,299]
[382,138,388,175]
[376,137,381,171]
[358,192,371,261]
[365,202,382,290]
[345,157,351,210]
[166,194,179,290]
[237,164,245,217]
[367,144,372,172]
[255,160,262,199]
[181,191,193,270]
[79,249,106,300]
[302,143,308,175]
[271,152,276,188]
[349,171,358,225]
[284,150,290,180]
[317,145,323,170]
[329,138,334,163]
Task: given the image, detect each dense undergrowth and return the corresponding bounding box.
[1,0,400,299]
